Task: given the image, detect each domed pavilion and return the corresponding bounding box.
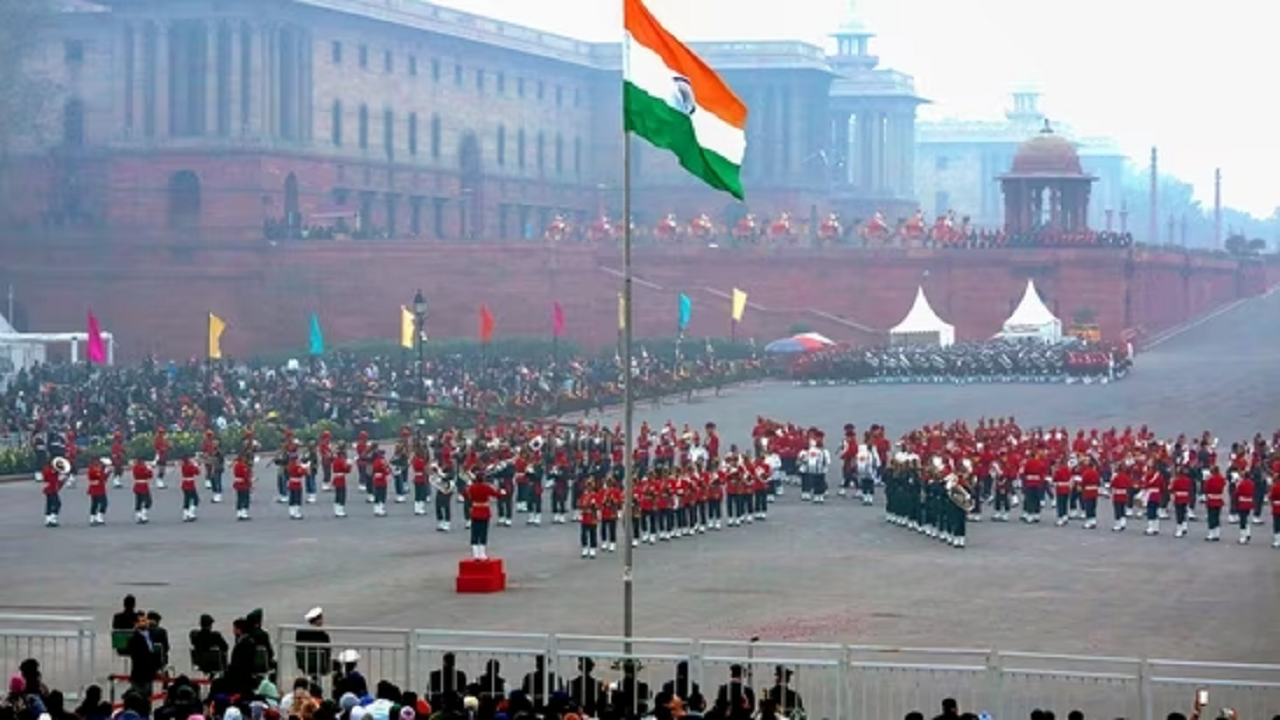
[999,121,1097,234]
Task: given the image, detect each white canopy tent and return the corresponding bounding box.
[0,312,115,370]
[889,287,955,347]
[999,279,1063,343]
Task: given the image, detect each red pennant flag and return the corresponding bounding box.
[86,311,107,364]
[552,301,565,338]
[479,303,496,344]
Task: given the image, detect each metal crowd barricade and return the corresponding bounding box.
[553,634,696,714]
[1147,658,1280,720]
[995,651,1143,720]
[699,639,844,719]
[845,645,995,720]
[0,614,96,697]
[275,624,412,691]
[411,630,554,703]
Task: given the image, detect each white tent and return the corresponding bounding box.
[889,287,955,347]
[999,279,1063,343]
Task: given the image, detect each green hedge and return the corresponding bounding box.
[0,362,769,476]
[249,337,758,365]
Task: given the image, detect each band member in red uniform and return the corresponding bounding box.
[705,423,720,464]
[331,442,351,518]
[1142,464,1164,535]
[1269,477,1280,548]
[411,443,430,516]
[371,446,391,517]
[1202,467,1227,541]
[153,429,170,489]
[87,457,110,525]
[578,479,600,558]
[42,461,63,527]
[319,430,334,491]
[1170,466,1194,538]
[1234,472,1256,544]
[599,479,621,552]
[1021,451,1047,523]
[466,471,504,560]
[180,455,202,522]
[131,458,154,524]
[1079,459,1101,529]
[1052,460,1074,526]
[1109,463,1131,532]
[232,453,253,521]
[287,453,308,520]
[63,429,78,488]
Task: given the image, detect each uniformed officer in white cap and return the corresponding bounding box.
[296,607,331,680]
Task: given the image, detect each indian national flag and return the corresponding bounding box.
[623,0,747,200]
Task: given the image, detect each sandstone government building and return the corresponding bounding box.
[15,0,1123,241]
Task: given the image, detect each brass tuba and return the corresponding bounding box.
[945,473,976,512]
[52,456,73,475]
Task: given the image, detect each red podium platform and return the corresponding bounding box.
[456,558,506,593]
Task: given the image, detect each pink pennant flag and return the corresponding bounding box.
[86,311,107,364]
[552,301,565,338]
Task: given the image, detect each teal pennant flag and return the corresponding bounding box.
[308,313,325,355]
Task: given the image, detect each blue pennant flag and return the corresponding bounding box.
[308,313,325,355]
[678,293,692,331]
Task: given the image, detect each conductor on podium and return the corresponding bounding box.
[466,471,504,559]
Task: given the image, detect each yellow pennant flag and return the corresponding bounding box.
[731,288,748,322]
[400,306,414,349]
[207,312,226,359]
[617,292,626,331]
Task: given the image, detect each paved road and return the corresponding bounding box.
[1,290,1278,703]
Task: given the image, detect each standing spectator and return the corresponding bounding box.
[224,618,260,699]
[295,608,331,682]
[146,612,171,669]
[126,613,162,699]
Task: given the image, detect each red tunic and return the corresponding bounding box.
[1052,466,1072,496]
[1170,473,1193,505]
[467,482,502,521]
[331,457,351,488]
[1203,472,1227,508]
[87,464,108,497]
[41,466,60,496]
[578,491,599,526]
[1143,471,1163,504]
[1110,472,1131,503]
[601,488,621,521]
[1079,468,1100,500]
[233,460,252,491]
[287,460,307,490]
[1269,481,1280,516]
[371,458,390,488]
[132,462,153,493]
[1235,478,1256,513]
[180,460,201,492]
[412,455,428,486]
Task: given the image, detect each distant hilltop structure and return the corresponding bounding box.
[915,90,1125,229]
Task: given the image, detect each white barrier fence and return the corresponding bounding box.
[3,616,1278,720]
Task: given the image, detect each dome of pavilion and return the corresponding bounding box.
[1009,121,1084,176]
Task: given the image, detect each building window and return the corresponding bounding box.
[430,114,441,158]
[496,126,506,166]
[454,63,463,86]
[408,112,418,155]
[496,72,505,95]
[383,109,394,159]
[359,45,368,68]
[555,86,563,107]
[384,50,393,73]
[574,87,581,107]
[408,55,417,76]
[536,132,545,170]
[62,98,85,146]
[537,81,544,101]
[517,129,525,169]
[358,104,368,149]
[554,134,563,174]
[573,136,581,177]
[331,100,342,146]
[65,40,85,64]
[331,41,342,63]
[431,59,440,81]
[935,156,949,171]
[517,78,525,98]
[476,69,484,92]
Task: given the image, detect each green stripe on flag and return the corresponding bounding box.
[623,81,744,200]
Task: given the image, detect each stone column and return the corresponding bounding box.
[830,111,849,187]
[206,20,219,136]
[155,21,170,139]
[260,23,276,139]
[118,23,132,137]
[132,23,146,137]
[882,114,898,198]
[855,111,872,190]
[897,112,912,198]
[299,28,312,143]
[228,22,242,136]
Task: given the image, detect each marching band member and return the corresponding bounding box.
[839,424,857,497]
[525,453,544,526]
[286,452,308,520]
[331,442,351,518]
[412,442,430,516]
[370,446,390,517]
[392,431,411,503]
[1142,462,1164,536]
[304,438,320,503]
[1110,462,1131,531]
[1052,458,1074,526]
[600,479,621,552]
[179,455,202,522]
[1020,450,1047,523]
[63,428,78,489]
[465,470,504,560]
[41,459,64,527]
[202,430,218,489]
[751,457,770,519]
[208,444,226,503]
[991,457,1014,522]
[800,433,830,503]
[131,457,154,524]
[1234,471,1256,544]
[1203,466,1226,541]
[87,457,109,525]
[272,443,291,504]
[1269,475,1280,548]
[578,479,600,558]
[856,440,878,507]
[232,452,253,521]
[1079,457,1101,529]
[356,430,372,496]
[1171,465,1194,538]
[153,428,170,489]
[319,430,334,491]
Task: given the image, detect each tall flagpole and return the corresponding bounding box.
[620,123,637,654]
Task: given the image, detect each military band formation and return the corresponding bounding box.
[35,417,1280,551]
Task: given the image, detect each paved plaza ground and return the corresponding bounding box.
[1,290,1278,709]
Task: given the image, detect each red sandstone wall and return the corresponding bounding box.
[0,237,1261,361]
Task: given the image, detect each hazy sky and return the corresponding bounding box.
[436,0,1277,218]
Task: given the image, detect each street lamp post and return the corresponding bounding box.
[413,289,427,403]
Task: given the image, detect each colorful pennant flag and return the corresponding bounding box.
[623,0,747,200]
[207,312,226,359]
[86,311,106,364]
[731,288,748,323]
[400,306,414,349]
[479,304,496,344]
[552,301,566,338]
[678,293,692,331]
[308,313,325,355]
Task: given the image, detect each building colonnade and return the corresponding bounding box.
[827,107,915,198]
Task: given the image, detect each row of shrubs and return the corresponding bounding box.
[0,361,770,477]
[247,336,764,365]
